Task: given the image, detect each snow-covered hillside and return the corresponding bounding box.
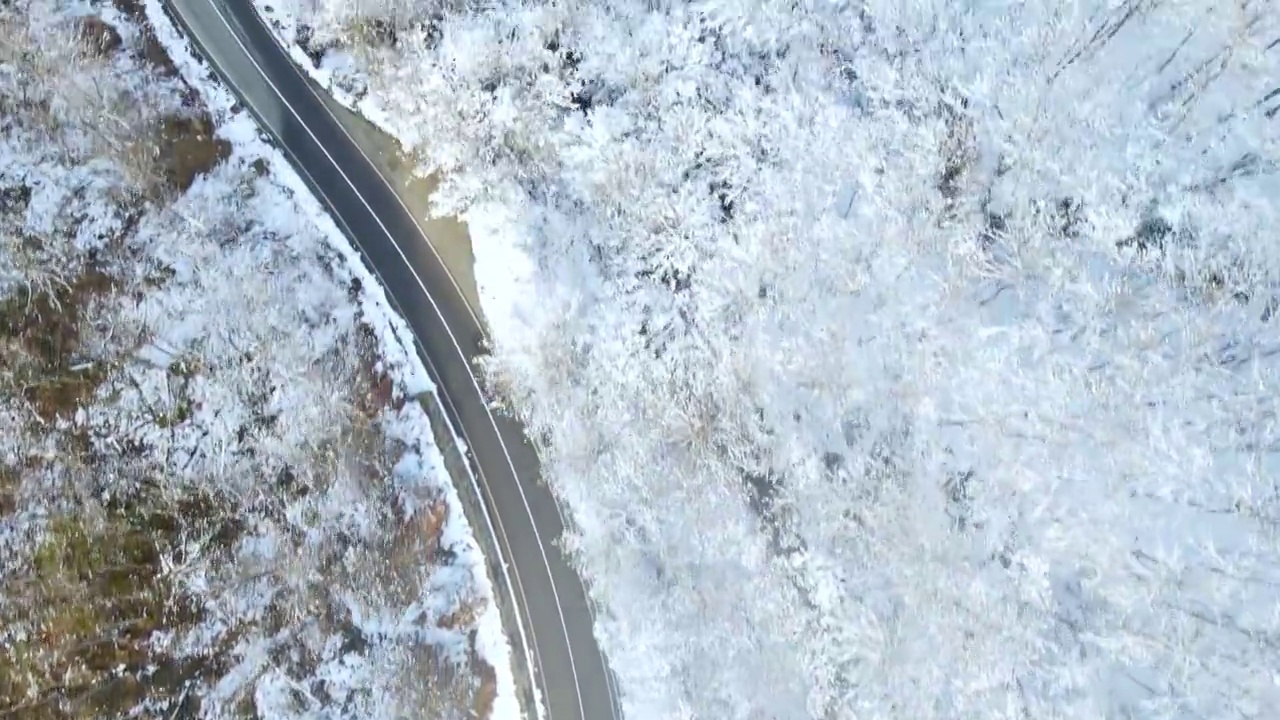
[250,0,1276,717]
[0,1,515,717]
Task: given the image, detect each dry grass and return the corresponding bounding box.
[78,16,123,57]
[0,265,213,719]
[0,495,202,719]
[104,0,231,194]
[0,9,227,717]
[353,321,404,418]
[0,464,16,519]
[471,662,498,720]
[2,7,228,197]
[387,642,488,720]
[2,6,492,718]
[437,599,484,633]
[156,112,231,193]
[318,328,498,718]
[343,16,400,48]
[110,0,179,78]
[0,270,117,422]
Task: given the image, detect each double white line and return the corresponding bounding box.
[163,0,616,716]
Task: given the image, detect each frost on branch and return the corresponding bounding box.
[230,0,1278,716]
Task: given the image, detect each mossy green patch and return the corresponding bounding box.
[0,491,210,719]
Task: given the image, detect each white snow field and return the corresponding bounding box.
[243,1,1276,718]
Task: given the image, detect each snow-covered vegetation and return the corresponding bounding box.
[257,0,1276,717]
[0,1,513,717]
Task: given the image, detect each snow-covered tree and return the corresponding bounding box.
[238,0,1280,715]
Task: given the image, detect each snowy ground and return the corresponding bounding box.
[0,0,515,717]
[240,1,1279,718]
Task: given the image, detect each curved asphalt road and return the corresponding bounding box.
[159,0,621,718]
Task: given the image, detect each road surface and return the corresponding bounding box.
[159,0,622,717]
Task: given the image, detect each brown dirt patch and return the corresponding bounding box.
[437,597,483,632]
[0,464,16,517]
[83,4,229,192]
[472,660,498,720]
[110,0,179,77]
[353,321,403,417]
[388,498,447,578]
[0,270,117,421]
[155,113,232,193]
[78,16,123,57]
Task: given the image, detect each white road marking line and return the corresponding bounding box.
[185,2,591,716]
[229,4,620,713]
[175,26,561,712]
